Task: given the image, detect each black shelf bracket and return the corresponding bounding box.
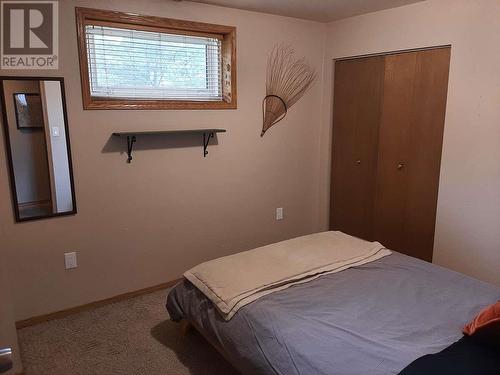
[127,135,136,163]
[112,129,225,163]
[203,132,214,157]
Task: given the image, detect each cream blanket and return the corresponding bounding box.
[184,231,391,320]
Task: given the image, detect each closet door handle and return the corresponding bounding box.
[356,160,361,165]
[397,162,405,170]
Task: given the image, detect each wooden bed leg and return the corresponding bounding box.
[180,320,193,336]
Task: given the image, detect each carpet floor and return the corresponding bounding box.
[18,289,239,375]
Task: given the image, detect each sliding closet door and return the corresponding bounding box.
[373,48,450,261]
[330,56,384,239]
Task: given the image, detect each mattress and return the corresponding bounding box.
[166,252,500,375]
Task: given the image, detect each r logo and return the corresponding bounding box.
[2,2,53,54]
[1,1,58,69]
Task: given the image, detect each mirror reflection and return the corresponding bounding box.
[1,78,76,221]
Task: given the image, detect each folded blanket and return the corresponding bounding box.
[184,231,391,320]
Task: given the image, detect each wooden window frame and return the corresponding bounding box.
[75,7,237,110]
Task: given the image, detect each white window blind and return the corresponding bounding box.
[85,25,222,101]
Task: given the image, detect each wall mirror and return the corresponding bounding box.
[0,77,76,222]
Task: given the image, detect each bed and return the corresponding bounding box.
[166,235,500,374]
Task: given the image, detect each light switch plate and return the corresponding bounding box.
[64,252,77,269]
[276,207,284,220]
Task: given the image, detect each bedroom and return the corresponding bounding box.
[0,0,499,374]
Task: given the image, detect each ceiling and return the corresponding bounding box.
[188,0,425,22]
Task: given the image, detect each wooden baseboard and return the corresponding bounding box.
[16,278,181,329]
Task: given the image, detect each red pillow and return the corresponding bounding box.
[463,301,500,336]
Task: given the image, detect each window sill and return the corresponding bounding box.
[82,98,237,110]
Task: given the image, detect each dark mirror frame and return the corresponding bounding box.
[0,76,77,222]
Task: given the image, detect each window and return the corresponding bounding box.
[86,26,222,101]
[76,8,236,110]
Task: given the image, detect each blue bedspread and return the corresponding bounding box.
[167,252,500,374]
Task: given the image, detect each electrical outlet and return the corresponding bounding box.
[276,207,284,220]
[64,252,77,270]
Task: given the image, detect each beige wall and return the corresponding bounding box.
[0,256,22,374]
[319,0,500,285]
[0,0,326,320]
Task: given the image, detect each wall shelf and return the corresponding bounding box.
[112,129,226,163]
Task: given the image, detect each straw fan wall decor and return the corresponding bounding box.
[261,44,317,137]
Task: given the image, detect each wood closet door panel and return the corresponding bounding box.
[330,57,384,239]
[374,48,450,261]
[404,48,450,261]
[373,52,417,252]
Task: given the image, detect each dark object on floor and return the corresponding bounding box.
[0,348,13,373]
[399,333,500,375]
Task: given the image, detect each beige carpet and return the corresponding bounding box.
[18,289,239,375]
